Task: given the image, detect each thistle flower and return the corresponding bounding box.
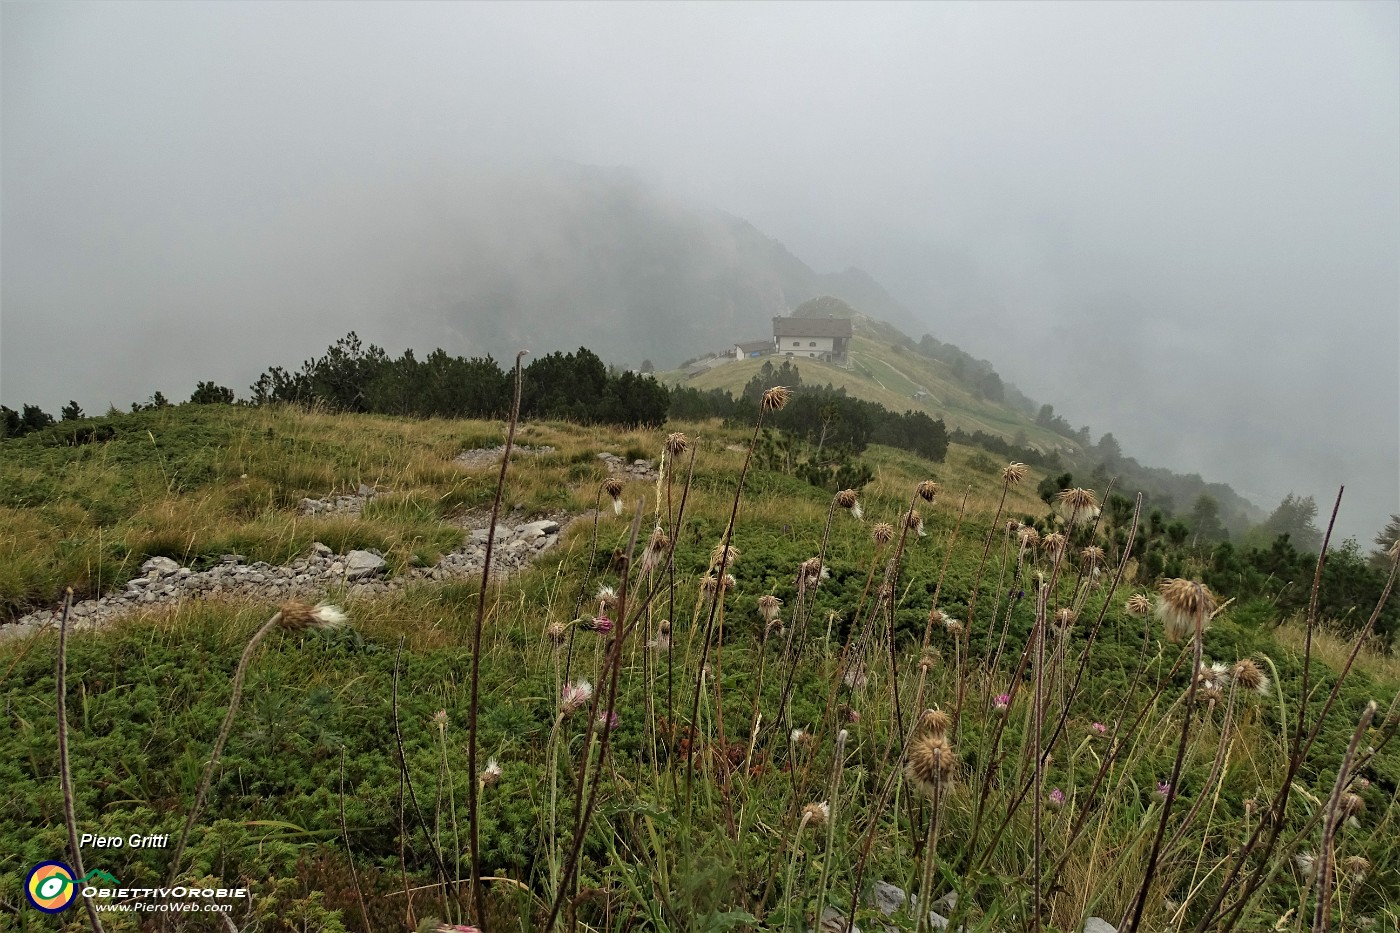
[664,432,690,457]
[916,480,940,503]
[871,522,895,546]
[480,758,502,787]
[920,708,951,736]
[1155,781,1172,800]
[640,526,670,575]
[1056,487,1101,525]
[1090,721,1107,736]
[1017,526,1041,550]
[596,584,618,612]
[1126,593,1153,616]
[648,620,672,652]
[587,615,614,636]
[1156,579,1219,644]
[943,616,964,637]
[761,385,792,411]
[757,594,783,622]
[1343,855,1371,882]
[1048,787,1066,809]
[1230,658,1270,696]
[560,680,593,714]
[801,801,830,828]
[1053,608,1077,631]
[1002,462,1028,484]
[545,620,568,644]
[927,606,947,628]
[1080,545,1105,567]
[902,508,926,537]
[799,557,829,589]
[994,693,1011,712]
[1198,661,1231,689]
[906,733,957,796]
[1041,533,1067,558]
[596,710,620,731]
[710,542,740,570]
[790,728,812,746]
[432,709,449,729]
[278,601,348,631]
[835,488,863,520]
[602,476,626,515]
[436,925,483,933]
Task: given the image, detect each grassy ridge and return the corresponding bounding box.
[1,404,1396,931]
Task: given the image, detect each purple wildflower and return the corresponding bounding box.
[1048,787,1065,808]
[994,693,1011,712]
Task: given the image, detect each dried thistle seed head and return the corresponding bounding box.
[906,733,957,795]
[1126,593,1153,616]
[842,662,869,690]
[664,432,690,457]
[1343,855,1371,881]
[1340,792,1366,819]
[596,585,618,611]
[432,709,448,728]
[1005,519,1023,536]
[278,601,347,631]
[480,758,502,786]
[761,385,792,411]
[927,606,947,626]
[834,488,863,520]
[647,526,670,553]
[920,708,952,736]
[1199,684,1223,706]
[1041,533,1067,557]
[1017,526,1041,549]
[658,619,671,635]
[943,616,964,637]
[709,542,740,570]
[757,594,783,621]
[1294,851,1317,877]
[545,620,568,643]
[1080,545,1105,566]
[1231,658,1270,696]
[871,522,895,546]
[1002,462,1029,484]
[916,480,940,503]
[902,509,926,537]
[918,651,937,673]
[602,476,625,499]
[799,557,829,588]
[1156,579,1219,644]
[801,801,830,828]
[1053,608,1077,630]
[1056,487,1101,524]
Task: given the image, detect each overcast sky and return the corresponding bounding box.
[3,1,1397,543]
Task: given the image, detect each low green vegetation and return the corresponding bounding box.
[1,397,1396,932]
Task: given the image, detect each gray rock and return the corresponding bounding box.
[311,542,332,557]
[358,484,375,497]
[517,520,560,536]
[871,881,906,916]
[817,906,859,933]
[1084,920,1117,933]
[344,550,387,580]
[141,556,181,576]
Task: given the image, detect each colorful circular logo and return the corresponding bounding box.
[26,861,77,913]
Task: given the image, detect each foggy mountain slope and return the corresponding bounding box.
[350,164,924,366]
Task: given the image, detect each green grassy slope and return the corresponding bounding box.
[1,404,1394,931]
[661,325,1070,453]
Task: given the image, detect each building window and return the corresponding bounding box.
[809,341,816,347]
[792,341,800,347]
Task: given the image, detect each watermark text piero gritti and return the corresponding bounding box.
[80,832,170,849]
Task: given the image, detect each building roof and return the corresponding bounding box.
[735,339,772,353]
[772,316,853,338]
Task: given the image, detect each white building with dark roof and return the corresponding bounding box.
[772,315,852,363]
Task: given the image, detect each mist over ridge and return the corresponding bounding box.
[2,1,1395,543]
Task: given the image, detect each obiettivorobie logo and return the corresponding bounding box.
[24,862,120,913]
